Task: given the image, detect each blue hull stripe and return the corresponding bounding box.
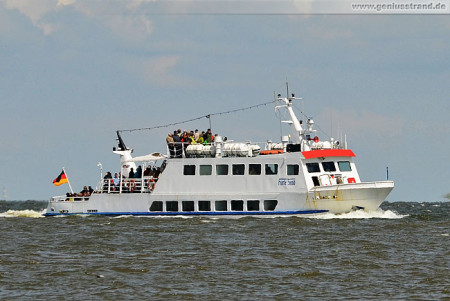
[43,210,328,217]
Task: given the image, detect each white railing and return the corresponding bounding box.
[50,195,90,202]
[101,176,158,194]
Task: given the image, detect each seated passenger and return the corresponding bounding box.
[77,186,89,197]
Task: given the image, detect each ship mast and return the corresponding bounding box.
[275,83,316,151]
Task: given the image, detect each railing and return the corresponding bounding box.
[50,195,90,202]
[165,141,269,159]
[101,176,158,194]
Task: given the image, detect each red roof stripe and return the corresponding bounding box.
[301,149,356,159]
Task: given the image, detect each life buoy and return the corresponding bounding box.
[147,179,156,191]
[128,179,136,191]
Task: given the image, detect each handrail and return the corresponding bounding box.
[101,176,158,194]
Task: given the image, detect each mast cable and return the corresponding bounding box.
[118,100,273,133]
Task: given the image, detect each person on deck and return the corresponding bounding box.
[135,166,142,178]
[113,173,120,190]
[128,168,135,178]
[173,131,182,158]
[166,133,174,158]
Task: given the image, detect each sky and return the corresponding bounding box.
[0,0,449,202]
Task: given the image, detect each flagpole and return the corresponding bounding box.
[62,167,74,194]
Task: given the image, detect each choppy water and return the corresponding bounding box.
[0,201,448,300]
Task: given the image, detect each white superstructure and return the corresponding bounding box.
[44,90,394,216]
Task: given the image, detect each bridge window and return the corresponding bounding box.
[338,161,352,172]
[200,165,212,175]
[216,164,228,175]
[249,164,261,175]
[265,164,278,175]
[287,164,299,175]
[312,176,320,186]
[306,163,320,173]
[322,161,336,172]
[183,165,195,175]
[232,164,245,175]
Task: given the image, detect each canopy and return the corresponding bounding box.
[125,152,166,162]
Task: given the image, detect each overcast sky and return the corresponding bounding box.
[0,0,449,202]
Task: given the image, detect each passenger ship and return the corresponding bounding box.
[44,91,394,216]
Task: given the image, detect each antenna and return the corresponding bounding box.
[286,79,289,98]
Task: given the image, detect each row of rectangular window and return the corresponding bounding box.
[306,161,352,173]
[184,164,300,176]
[149,200,278,212]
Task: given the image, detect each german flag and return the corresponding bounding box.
[53,170,68,186]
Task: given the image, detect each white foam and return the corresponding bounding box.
[0,209,46,218]
[306,208,407,220]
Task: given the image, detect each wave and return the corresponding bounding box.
[0,209,46,218]
[307,208,407,219]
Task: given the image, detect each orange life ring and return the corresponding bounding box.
[148,179,155,191]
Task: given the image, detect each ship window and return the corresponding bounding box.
[322,161,336,172]
[249,164,261,175]
[216,164,229,175]
[198,201,211,211]
[149,201,163,211]
[287,164,299,175]
[312,176,320,186]
[232,164,245,175]
[265,164,278,175]
[183,165,195,175]
[182,201,194,212]
[306,163,320,173]
[215,200,227,211]
[338,161,352,172]
[200,165,212,175]
[231,200,244,211]
[166,201,178,212]
[247,200,260,211]
[264,200,278,211]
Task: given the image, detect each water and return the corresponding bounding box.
[1,201,448,300]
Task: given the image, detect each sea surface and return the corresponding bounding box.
[0,201,448,300]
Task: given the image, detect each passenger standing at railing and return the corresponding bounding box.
[144,166,151,177]
[205,128,213,144]
[128,167,135,178]
[181,131,190,155]
[135,165,142,178]
[173,131,182,158]
[194,129,200,141]
[189,132,196,144]
[197,131,205,144]
[166,133,174,158]
[103,172,112,191]
[113,173,120,190]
